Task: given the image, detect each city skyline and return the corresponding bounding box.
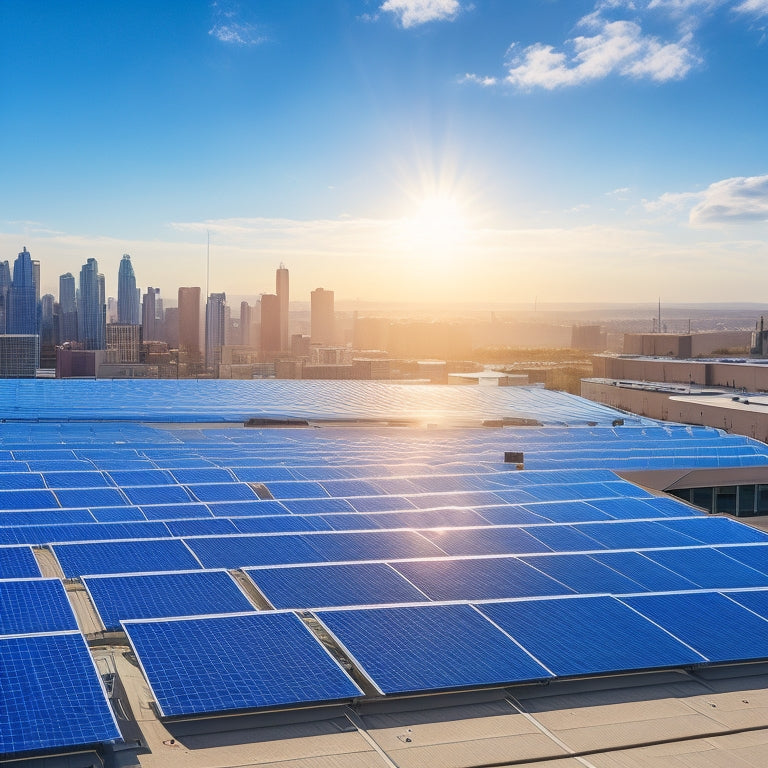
[2,1,768,303]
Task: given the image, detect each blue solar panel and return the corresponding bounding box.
[724,589,768,621]
[317,604,551,695]
[0,472,45,490]
[0,521,171,546]
[520,554,646,594]
[84,570,254,630]
[107,469,177,486]
[0,546,41,577]
[572,521,701,550]
[622,592,768,663]
[473,504,552,526]
[53,539,202,577]
[588,551,701,591]
[165,518,240,537]
[185,534,325,568]
[641,548,768,589]
[421,526,551,556]
[232,467,296,482]
[206,500,290,517]
[0,508,93,526]
[187,483,260,502]
[304,530,445,562]
[407,491,505,509]
[657,517,768,545]
[0,489,60,510]
[0,579,79,635]
[90,507,147,523]
[245,562,430,609]
[171,468,236,484]
[123,485,195,506]
[346,495,417,512]
[519,501,613,523]
[123,612,362,716]
[476,596,706,678]
[263,481,330,499]
[233,515,332,534]
[141,503,212,520]
[55,488,128,508]
[368,508,491,530]
[319,513,380,531]
[716,544,768,576]
[42,471,111,489]
[391,556,574,601]
[320,479,385,497]
[0,632,121,755]
[281,498,355,514]
[524,524,608,553]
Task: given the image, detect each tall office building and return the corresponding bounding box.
[0,261,11,334]
[117,254,140,324]
[205,292,226,370]
[260,293,280,354]
[8,247,37,335]
[58,273,78,343]
[178,287,201,362]
[240,301,252,346]
[276,263,289,351]
[77,258,106,350]
[142,287,160,341]
[311,288,335,346]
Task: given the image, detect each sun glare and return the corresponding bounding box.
[402,194,470,254]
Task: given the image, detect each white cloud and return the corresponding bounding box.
[505,18,697,89]
[734,0,768,14]
[209,22,266,45]
[459,73,497,86]
[380,0,462,28]
[690,175,768,224]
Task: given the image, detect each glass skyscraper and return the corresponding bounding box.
[58,273,78,343]
[8,247,37,335]
[0,260,11,334]
[78,258,106,350]
[117,254,140,325]
[205,292,226,370]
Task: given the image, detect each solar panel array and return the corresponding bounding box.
[3,411,768,756]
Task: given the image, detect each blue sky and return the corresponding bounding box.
[2,0,768,304]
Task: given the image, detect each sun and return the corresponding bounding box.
[402,194,470,253]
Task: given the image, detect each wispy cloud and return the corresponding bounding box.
[734,0,768,14]
[209,1,267,45]
[459,73,497,86]
[644,175,768,225]
[380,0,463,28]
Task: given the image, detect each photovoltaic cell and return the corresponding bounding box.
[420,526,551,557]
[622,592,768,663]
[641,548,768,589]
[724,589,768,622]
[187,483,260,502]
[715,544,768,576]
[42,471,111,489]
[245,562,430,609]
[588,551,701,592]
[55,488,128,508]
[0,546,41,578]
[84,570,254,630]
[0,489,60,510]
[123,612,362,716]
[657,517,768,545]
[281,498,355,515]
[0,632,120,755]
[122,485,194,506]
[391,556,574,602]
[523,525,607,553]
[304,530,445,562]
[233,515,332,534]
[52,538,202,577]
[317,603,551,695]
[185,534,325,568]
[476,596,706,678]
[0,579,79,635]
[518,501,613,523]
[571,521,701,550]
[206,500,290,517]
[0,473,45,490]
[164,518,240,537]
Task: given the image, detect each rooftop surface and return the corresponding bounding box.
[2,381,768,768]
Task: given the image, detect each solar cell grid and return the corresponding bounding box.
[55,488,128,509]
[520,553,646,594]
[187,483,260,502]
[317,603,551,695]
[206,500,290,517]
[420,526,552,557]
[0,489,60,510]
[123,485,195,506]
[572,520,702,550]
[642,547,768,589]
[0,472,46,490]
[232,515,332,533]
[122,612,362,716]
[185,534,326,568]
[304,530,445,562]
[0,578,79,635]
[0,632,121,755]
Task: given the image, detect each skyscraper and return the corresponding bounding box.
[117,254,140,324]
[178,287,201,363]
[240,301,252,346]
[142,287,161,341]
[260,293,280,354]
[8,247,37,335]
[58,273,78,343]
[311,288,335,346]
[205,292,226,370]
[77,258,106,350]
[0,261,11,334]
[276,263,289,351]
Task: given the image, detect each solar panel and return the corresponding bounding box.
[0,546,41,577]
[519,501,613,523]
[140,503,212,520]
[0,632,120,755]
[303,530,445,562]
[0,489,60,510]
[316,603,551,695]
[588,551,701,592]
[206,500,290,517]
[122,612,362,717]
[84,570,255,630]
[262,481,330,499]
[476,596,706,678]
[122,485,195,506]
[233,515,332,534]
[520,554,646,594]
[0,472,45,490]
[641,548,768,589]
[724,589,768,621]
[55,488,128,508]
[621,592,768,663]
[715,544,768,576]
[367,508,491,529]
[391,556,574,601]
[420,526,551,556]
[244,562,430,609]
[42,471,111,489]
[345,495,417,512]
[524,524,608,553]
[319,513,380,531]
[0,579,79,635]
[106,469,177,486]
[165,518,240,537]
[657,517,768,545]
[281,498,355,515]
[170,468,236,484]
[186,483,260,502]
[232,467,296,482]
[52,538,202,577]
[571,521,702,550]
[90,507,147,523]
[185,534,325,568]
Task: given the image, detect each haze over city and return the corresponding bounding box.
[2,0,768,303]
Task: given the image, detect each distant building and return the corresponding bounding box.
[205,292,226,370]
[0,260,11,334]
[240,301,252,347]
[9,247,37,335]
[276,264,289,351]
[106,324,142,363]
[77,258,105,350]
[117,254,140,325]
[571,325,606,352]
[58,272,78,344]
[178,287,201,363]
[0,334,39,376]
[163,307,179,349]
[260,293,281,355]
[311,288,335,346]
[142,287,161,341]
[40,294,56,369]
